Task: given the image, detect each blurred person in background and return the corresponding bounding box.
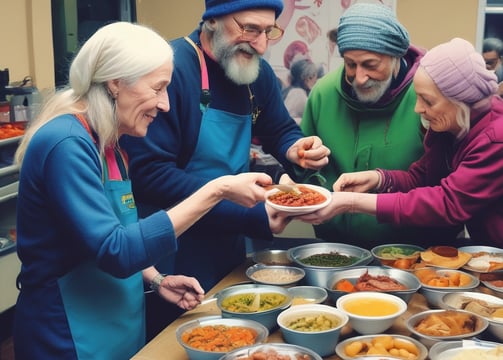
[482,37,503,96]
[300,38,503,248]
[282,56,320,124]
[300,2,462,249]
[13,22,275,359]
[121,0,330,339]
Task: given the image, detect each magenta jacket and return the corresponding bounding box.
[377,96,503,247]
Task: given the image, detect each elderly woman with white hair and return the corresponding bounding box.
[299,38,503,247]
[13,22,274,359]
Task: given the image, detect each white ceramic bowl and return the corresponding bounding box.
[287,286,328,305]
[176,316,269,360]
[246,264,305,286]
[335,334,428,360]
[277,303,348,357]
[429,339,503,360]
[336,292,407,335]
[414,267,479,308]
[440,291,503,342]
[218,343,323,360]
[265,184,331,215]
[405,309,489,348]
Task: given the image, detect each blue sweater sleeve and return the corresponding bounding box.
[18,116,178,280]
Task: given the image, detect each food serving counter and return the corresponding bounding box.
[132,258,502,360]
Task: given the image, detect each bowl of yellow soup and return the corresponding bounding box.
[216,283,292,331]
[277,303,349,357]
[336,292,407,335]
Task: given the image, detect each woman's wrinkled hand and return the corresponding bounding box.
[158,275,205,310]
[333,170,380,193]
[214,172,273,208]
[287,136,330,170]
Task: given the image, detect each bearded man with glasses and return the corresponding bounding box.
[121,0,330,340]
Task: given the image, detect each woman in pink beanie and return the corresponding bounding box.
[299,38,503,247]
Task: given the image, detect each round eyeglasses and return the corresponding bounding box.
[233,17,284,41]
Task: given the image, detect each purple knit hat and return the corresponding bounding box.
[420,38,498,104]
[202,0,283,20]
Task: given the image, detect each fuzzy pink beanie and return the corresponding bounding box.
[420,38,498,104]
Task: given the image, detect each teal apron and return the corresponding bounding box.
[162,39,252,288]
[58,115,144,359]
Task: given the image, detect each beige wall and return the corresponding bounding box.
[397,0,480,50]
[0,0,485,96]
[0,0,54,92]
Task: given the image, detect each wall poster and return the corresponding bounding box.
[265,0,397,86]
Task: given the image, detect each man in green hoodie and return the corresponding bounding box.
[300,3,461,248]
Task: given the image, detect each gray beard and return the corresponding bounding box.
[212,31,260,85]
[353,74,393,104]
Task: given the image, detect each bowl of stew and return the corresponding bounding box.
[176,315,269,360]
[288,242,373,287]
[265,184,331,215]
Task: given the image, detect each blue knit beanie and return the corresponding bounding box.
[202,0,284,20]
[337,3,410,57]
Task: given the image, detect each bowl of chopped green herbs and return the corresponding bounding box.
[287,243,373,288]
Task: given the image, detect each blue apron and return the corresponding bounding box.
[162,39,252,289]
[58,116,144,359]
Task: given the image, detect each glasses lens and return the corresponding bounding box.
[267,26,284,40]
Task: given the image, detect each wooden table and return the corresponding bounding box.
[132,260,501,360]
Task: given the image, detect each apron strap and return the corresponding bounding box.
[104,146,128,180]
[184,36,211,109]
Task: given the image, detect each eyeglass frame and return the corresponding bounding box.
[232,17,284,41]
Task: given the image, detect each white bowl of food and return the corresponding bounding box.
[176,316,269,360]
[265,184,331,215]
[246,264,305,287]
[429,339,503,360]
[277,303,348,357]
[336,292,407,335]
[440,291,503,342]
[335,334,428,360]
[405,309,489,348]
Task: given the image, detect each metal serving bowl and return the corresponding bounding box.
[246,264,305,287]
[287,243,373,288]
[219,343,323,360]
[405,309,489,348]
[215,283,292,331]
[414,267,479,308]
[440,291,503,342]
[176,316,269,360]
[252,249,292,266]
[325,266,421,303]
[335,334,428,360]
[287,286,328,305]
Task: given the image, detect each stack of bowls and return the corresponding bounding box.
[287,242,373,287]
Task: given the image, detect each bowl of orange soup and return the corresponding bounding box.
[336,292,407,335]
